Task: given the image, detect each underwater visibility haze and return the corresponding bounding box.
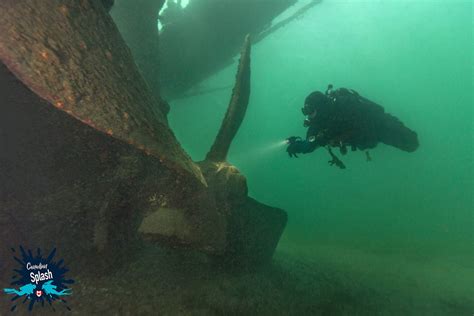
[169,0,473,314]
[0,0,472,315]
[172,0,472,255]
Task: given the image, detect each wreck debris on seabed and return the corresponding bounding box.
[0,0,287,288]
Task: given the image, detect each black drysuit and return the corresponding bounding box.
[302,88,419,153]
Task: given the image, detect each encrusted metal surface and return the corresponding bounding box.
[0,0,205,186]
[206,35,251,162]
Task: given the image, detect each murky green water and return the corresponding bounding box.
[1,1,472,315]
[168,0,473,313]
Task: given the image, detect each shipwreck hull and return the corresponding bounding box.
[0,0,287,281]
[0,63,224,275]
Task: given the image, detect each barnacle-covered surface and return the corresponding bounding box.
[0,0,205,186]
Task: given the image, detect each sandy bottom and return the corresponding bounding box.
[2,242,473,315]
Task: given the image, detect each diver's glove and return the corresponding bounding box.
[286,136,310,158]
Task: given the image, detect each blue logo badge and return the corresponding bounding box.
[3,246,74,312]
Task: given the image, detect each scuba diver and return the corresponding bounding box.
[286,84,419,169]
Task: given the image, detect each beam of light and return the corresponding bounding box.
[259,139,289,153]
[229,139,290,166]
